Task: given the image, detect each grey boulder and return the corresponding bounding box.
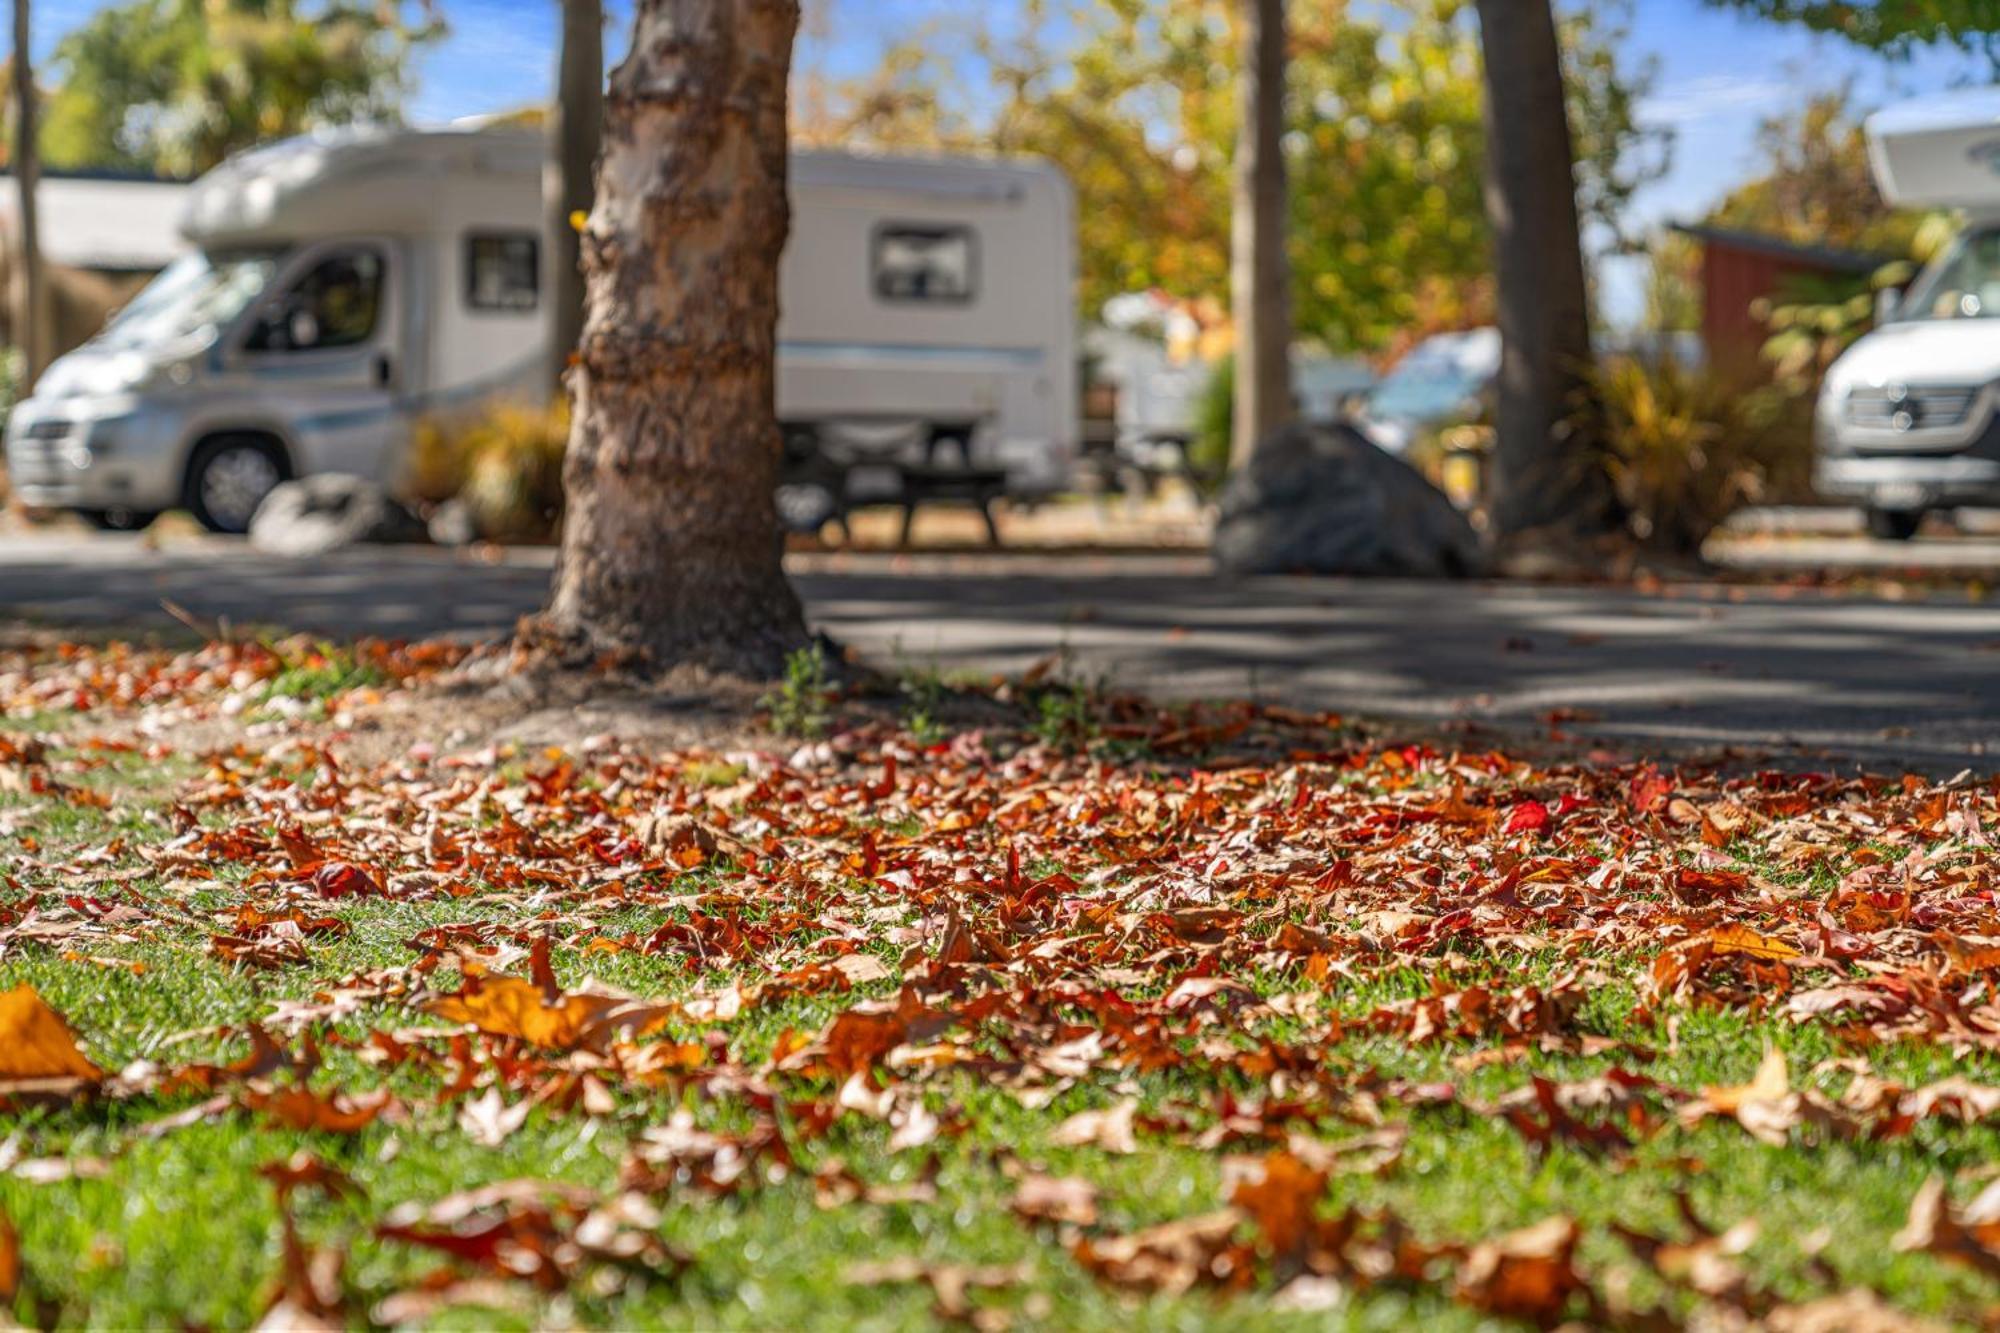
[248,474,429,557]
[1212,422,1485,577]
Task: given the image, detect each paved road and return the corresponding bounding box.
[0,534,1995,770]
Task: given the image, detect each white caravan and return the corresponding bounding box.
[1817,90,2000,539]
[5,126,1077,532]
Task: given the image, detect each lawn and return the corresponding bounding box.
[2,633,1996,1330]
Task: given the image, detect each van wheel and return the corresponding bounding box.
[184,436,288,534]
[77,507,160,532]
[1865,507,1924,542]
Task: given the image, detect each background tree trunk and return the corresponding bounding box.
[534,0,808,677]
[11,0,47,390]
[1229,0,1292,468]
[1474,0,1618,542]
[546,0,602,392]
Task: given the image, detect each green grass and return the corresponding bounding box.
[1,732,1996,1329]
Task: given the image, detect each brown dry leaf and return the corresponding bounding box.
[1011,1173,1098,1227]
[372,1276,533,1326]
[1049,1098,1138,1154]
[1763,1288,1948,1332]
[457,1088,532,1148]
[1707,922,1801,962]
[0,984,103,1083]
[1071,1209,1249,1296]
[1681,1046,1795,1146]
[245,1086,398,1134]
[0,1203,19,1305]
[1892,1175,2000,1281]
[1452,1215,1588,1325]
[845,1256,1031,1324]
[426,956,650,1053]
[1283,1126,1407,1178]
[1225,1150,1328,1262]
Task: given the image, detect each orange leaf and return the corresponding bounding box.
[1706,923,1799,962]
[0,984,103,1082]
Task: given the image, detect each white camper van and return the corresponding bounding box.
[1817,91,2000,539]
[4,126,1077,532]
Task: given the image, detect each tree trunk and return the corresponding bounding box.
[533,0,809,677]
[546,0,603,392]
[1474,0,1617,542]
[1229,0,1292,468]
[10,0,47,389]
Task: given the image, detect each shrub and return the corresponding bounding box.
[1585,356,1811,556]
[406,400,569,543]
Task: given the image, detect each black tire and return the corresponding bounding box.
[183,435,289,534]
[1865,507,1924,542]
[76,507,160,532]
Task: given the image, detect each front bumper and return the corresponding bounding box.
[4,395,181,511]
[1815,454,2000,509]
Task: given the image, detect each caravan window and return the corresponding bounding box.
[466,232,540,312]
[872,225,977,303]
[244,248,383,353]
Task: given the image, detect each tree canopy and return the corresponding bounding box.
[1705,0,2000,61]
[798,0,1666,356]
[35,0,437,178]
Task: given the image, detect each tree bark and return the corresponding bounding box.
[534,0,809,678]
[1229,0,1292,468]
[11,0,47,389]
[1474,0,1618,541]
[546,0,603,392]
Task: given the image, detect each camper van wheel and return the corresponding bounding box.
[77,508,160,532]
[184,435,290,535]
[1865,507,1924,542]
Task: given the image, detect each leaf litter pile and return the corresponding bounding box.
[5,637,2000,1327]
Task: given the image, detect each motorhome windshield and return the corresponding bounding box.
[1897,227,2000,321]
[101,250,281,348]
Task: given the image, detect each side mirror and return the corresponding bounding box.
[1875,287,1901,325]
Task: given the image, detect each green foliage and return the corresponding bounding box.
[1030,682,1099,752]
[1704,0,2000,62]
[803,0,1666,354]
[255,638,385,703]
[1707,88,1926,256]
[36,0,438,177]
[1586,355,1813,555]
[407,401,569,544]
[763,644,834,739]
[898,663,951,747]
[1190,350,1234,485]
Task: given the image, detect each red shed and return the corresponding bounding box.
[1672,223,1882,371]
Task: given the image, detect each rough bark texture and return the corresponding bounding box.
[546,0,603,392]
[1229,0,1293,469]
[11,0,47,388]
[1474,0,1619,542]
[535,0,809,678]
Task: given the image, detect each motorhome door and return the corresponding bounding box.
[224,238,408,483]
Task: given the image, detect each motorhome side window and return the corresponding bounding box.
[244,248,384,353]
[872,225,976,303]
[466,232,539,311]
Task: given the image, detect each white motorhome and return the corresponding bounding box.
[1817,91,2000,539]
[4,126,1077,532]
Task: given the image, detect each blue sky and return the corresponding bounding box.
[28,0,1998,323]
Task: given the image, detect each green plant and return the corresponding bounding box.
[407,400,570,543]
[1189,351,1234,485]
[1584,356,1812,556]
[255,638,385,703]
[899,663,950,746]
[1030,680,1100,752]
[762,644,834,738]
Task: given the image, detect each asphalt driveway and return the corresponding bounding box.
[0,533,1993,770]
